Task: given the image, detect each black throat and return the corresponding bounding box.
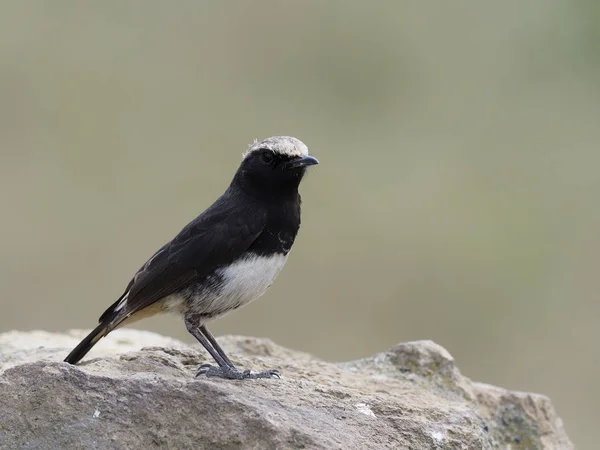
[230,171,303,256]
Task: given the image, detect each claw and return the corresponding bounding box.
[196,363,213,376]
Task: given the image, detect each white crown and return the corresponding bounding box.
[243,136,309,159]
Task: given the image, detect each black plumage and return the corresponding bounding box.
[64,136,318,379]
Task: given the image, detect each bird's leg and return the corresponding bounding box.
[184,315,231,369]
[197,325,280,379]
[199,325,235,367]
[184,314,279,380]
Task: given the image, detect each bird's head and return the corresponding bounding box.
[235,136,319,197]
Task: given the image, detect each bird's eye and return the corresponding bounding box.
[260,150,274,165]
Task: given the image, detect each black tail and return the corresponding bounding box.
[64,322,110,364]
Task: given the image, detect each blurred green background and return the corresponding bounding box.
[1,1,598,447]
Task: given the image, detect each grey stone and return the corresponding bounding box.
[0,330,572,449]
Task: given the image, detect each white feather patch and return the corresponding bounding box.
[189,252,289,318]
[114,292,129,312]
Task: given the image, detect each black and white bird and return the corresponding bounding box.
[64,136,318,379]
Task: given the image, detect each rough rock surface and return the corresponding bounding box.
[0,330,572,449]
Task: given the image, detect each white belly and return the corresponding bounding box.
[186,252,289,319]
[219,252,288,302]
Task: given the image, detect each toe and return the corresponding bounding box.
[249,369,281,379]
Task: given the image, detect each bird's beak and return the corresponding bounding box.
[285,155,319,170]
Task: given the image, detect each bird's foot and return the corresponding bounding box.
[196,363,280,380]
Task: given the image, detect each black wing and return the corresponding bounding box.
[100,195,266,324]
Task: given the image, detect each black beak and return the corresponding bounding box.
[285,155,319,170]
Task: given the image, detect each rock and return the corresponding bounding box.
[0,330,572,450]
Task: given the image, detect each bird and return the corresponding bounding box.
[64,136,318,380]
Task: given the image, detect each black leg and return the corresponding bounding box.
[199,325,235,367]
[184,316,230,369]
[184,313,280,380]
